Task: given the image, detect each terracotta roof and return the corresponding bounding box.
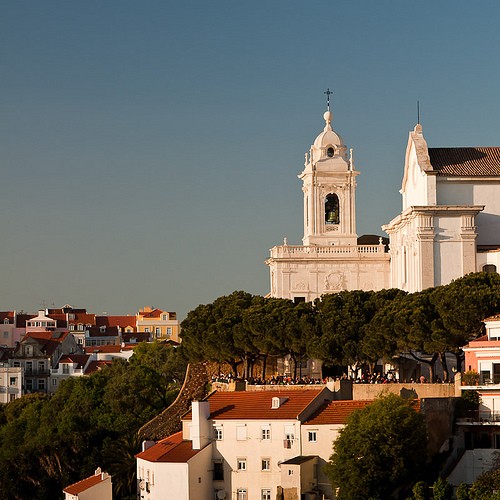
[68,313,96,325]
[58,354,90,368]
[429,147,500,176]
[0,311,15,324]
[484,315,500,322]
[46,313,67,327]
[184,389,325,421]
[122,332,150,342]
[136,431,202,463]
[304,400,373,425]
[16,314,34,328]
[63,471,108,495]
[96,316,136,330]
[84,360,113,374]
[137,308,164,318]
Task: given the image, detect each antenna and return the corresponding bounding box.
[417,100,420,124]
[324,88,333,111]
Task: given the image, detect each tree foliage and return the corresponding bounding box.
[324,394,427,499]
[0,342,184,499]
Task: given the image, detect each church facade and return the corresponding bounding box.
[266,106,500,300]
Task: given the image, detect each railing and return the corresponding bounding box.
[460,410,500,423]
[269,244,386,258]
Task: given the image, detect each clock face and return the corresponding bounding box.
[327,147,335,157]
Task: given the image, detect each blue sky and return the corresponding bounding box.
[2,1,500,319]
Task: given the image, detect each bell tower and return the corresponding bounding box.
[300,105,359,246]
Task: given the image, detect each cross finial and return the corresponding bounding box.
[324,88,333,111]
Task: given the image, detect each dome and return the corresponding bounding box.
[313,110,344,149]
[307,109,347,164]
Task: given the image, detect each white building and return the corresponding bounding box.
[267,105,500,300]
[136,388,371,500]
[63,468,112,500]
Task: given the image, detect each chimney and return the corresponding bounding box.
[191,400,210,450]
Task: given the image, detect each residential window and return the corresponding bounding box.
[78,324,84,331]
[166,327,172,335]
[3,318,8,325]
[38,379,45,391]
[308,430,317,442]
[9,394,15,402]
[100,326,106,333]
[3,331,8,338]
[69,324,75,331]
[9,377,16,386]
[236,425,247,441]
[237,458,247,471]
[62,364,69,374]
[162,314,167,321]
[144,328,150,333]
[237,489,247,500]
[215,427,223,440]
[26,379,33,391]
[39,361,46,373]
[261,490,271,500]
[213,461,224,481]
[261,426,271,440]
[52,379,57,386]
[155,327,161,337]
[261,458,271,471]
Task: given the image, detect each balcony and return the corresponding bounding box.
[269,244,386,260]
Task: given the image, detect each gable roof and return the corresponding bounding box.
[58,354,90,368]
[429,147,500,177]
[96,315,136,329]
[0,311,15,324]
[304,400,373,425]
[63,471,108,495]
[135,431,203,463]
[183,389,326,421]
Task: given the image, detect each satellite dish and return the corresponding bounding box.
[139,480,146,490]
[216,490,227,500]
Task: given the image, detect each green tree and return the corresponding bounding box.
[469,466,500,500]
[456,482,470,500]
[324,394,427,499]
[433,476,452,500]
[412,481,430,500]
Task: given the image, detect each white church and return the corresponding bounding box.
[266,102,500,301]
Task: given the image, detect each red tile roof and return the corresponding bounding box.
[16,314,35,328]
[63,471,108,495]
[137,308,164,318]
[304,400,373,425]
[96,315,136,330]
[184,389,326,421]
[84,360,113,374]
[136,431,202,463]
[429,147,500,176]
[68,313,96,326]
[59,354,90,368]
[0,311,15,324]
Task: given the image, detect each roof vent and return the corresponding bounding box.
[272,397,288,409]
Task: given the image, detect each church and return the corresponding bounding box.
[266,101,500,301]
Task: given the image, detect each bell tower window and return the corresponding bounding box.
[327,147,335,157]
[325,194,340,224]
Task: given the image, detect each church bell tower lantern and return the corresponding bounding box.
[300,96,359,246]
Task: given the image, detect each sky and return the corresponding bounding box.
[2,1,500,320]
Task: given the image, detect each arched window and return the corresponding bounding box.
[483,264,497,274]
[325,194,340,224]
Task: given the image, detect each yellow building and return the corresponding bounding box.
[136,307,180,343]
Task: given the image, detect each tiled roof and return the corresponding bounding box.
[135,431,202,463]
[46,313,67,327]
[137,308,164,318]
[84,360,113,374]
[429,147,500,176]
[59,354,90,368]
[68,313,96,325]
[304,400,373,425]
[96,315,136,329]
[0,311,15,324]
[63,471,107,495]
[184,389,326,421]
[16,314,34,328]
